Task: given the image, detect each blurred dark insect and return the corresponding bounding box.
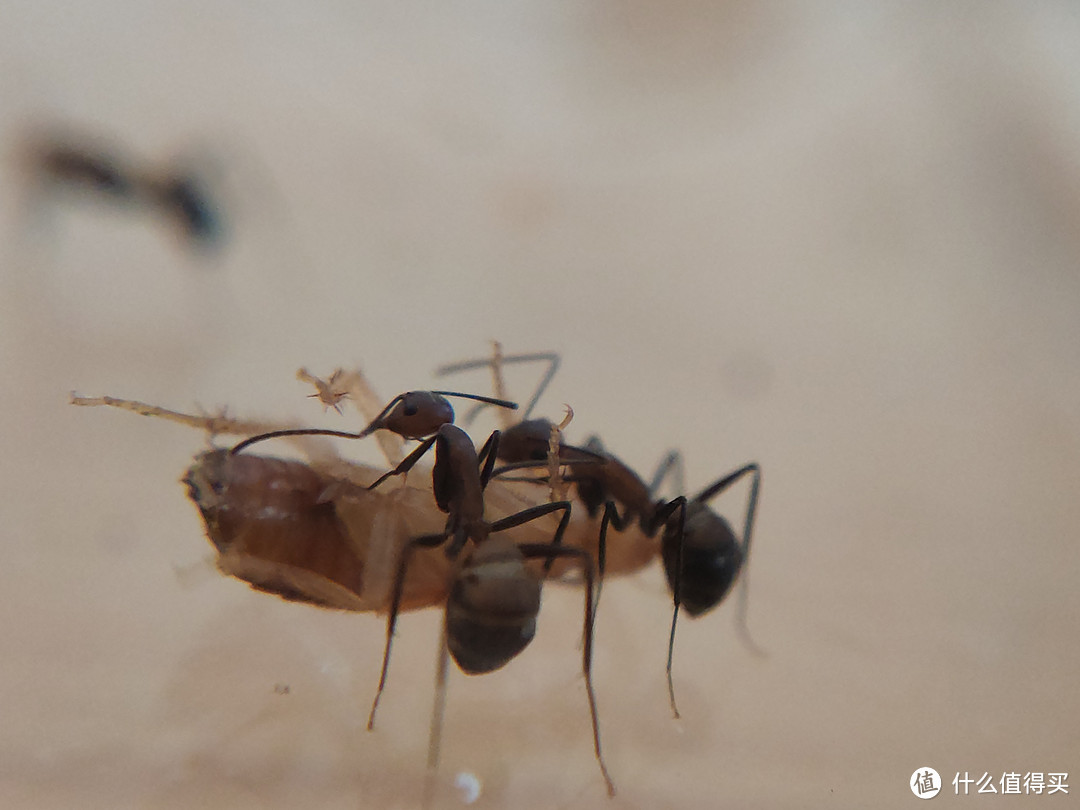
[19,127,227,253]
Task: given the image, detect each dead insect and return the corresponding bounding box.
[70,393,454,611]
[437,345,764,717]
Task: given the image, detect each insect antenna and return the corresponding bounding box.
[435,344,560,425]
[227,391,517,455]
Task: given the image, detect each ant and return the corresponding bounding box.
[437,344,764,718]
[19,128,226,252]
[231,379,616,797]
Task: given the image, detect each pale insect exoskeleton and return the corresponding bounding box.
[70,373,551,613]
[437,344,764,718]
[69,391,451,612]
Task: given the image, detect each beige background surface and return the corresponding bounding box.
[2,2,1079,808]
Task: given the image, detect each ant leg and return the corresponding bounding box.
[647,450,685,499]
[475,430,502,489]
[594,499,636,611]
[503,350,560,421]
[423,620,452,808]
[516,544,615,797]
[695,463,764,656]
[648,497,688,719]
[489,500,573,553]
[366,436,438,490]
[367,531,450,731]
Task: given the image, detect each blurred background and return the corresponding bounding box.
[2,2,1078,808]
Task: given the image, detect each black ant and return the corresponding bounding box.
[21,129,225,252]
[437,345,764,718]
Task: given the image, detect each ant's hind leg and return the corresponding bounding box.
[516,544,616,797]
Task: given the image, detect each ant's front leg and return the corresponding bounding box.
[366,435,438,491]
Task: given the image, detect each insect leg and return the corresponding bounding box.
[593,499,638,610]
[488,500,573,551]
[647,450,685,499]
[69,394,295,438]
[367,531,452,731]
[475,430,501,489]
[423,620,452,808]
[516,544,615,797]
[366,436,439,490]
[648,496,689,719]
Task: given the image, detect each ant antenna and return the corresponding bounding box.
[435,346,560,424]
[228,391,517,455]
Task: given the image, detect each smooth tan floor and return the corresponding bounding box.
[2,3,1078,808]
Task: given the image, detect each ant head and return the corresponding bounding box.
[660,503,743,617]
[497,418,555,462]
[446,537,541,674]
[375,391,455,440]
